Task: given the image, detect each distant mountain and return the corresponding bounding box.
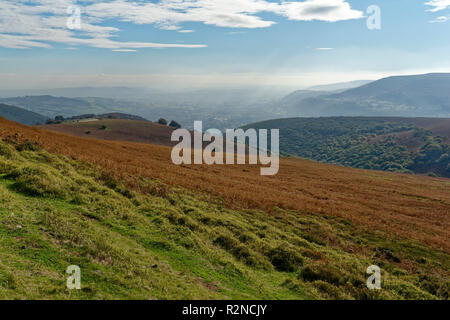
[280,90,329,105]
[284,73,450,118]
[0,96,98,118]
[307,80,373,92]
[333,73,450,113]
[0,91,286,131]
[0,103,47,125]
[0,95,146,119]
[243,117,450,178]
[0,87,162,100]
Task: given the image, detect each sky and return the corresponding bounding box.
[1,0,450,90]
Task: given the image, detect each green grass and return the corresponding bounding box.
[0,139,448,299]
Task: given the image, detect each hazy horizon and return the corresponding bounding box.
[2,1,450,90]
[1,71,449,93]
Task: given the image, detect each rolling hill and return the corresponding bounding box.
[0,96,148,119]
[0,103,47,125]
[65,112,149,122]
[307,80,373,92]
[284,73,450,118]
[280,90,329,106]
[0,96,100,118]
[38,119,177,147]
[0,90,286,131]
[0,117,449,299]
[243,117,450,178]
[3,74,449,133]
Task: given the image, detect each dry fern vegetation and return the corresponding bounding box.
[37,119,177,147]
[0,117,449,299]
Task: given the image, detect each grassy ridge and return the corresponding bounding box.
[0,137,449,299]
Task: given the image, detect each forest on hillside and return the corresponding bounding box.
[244,117,450,178]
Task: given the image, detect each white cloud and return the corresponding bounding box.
[84,0,363,28]
[112,49,137,52]
[0,0,207,50]
[0,0,364,50]
[277,0,364,22]
[429,15,450,22]
[425,0,450,12]
[316,47,334,50]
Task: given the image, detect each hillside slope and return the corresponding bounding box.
[0,117,449,299]
[307,80,373,92]
[0,104,47,125]
[243,117,450,178]
[0,96,146,119]
[38,119,176,147]
[284,73,450,117]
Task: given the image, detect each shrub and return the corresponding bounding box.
[7,164,74,198]
[98,172,118,190]
[0,157,16,175]
[213,234,265,267]
[419,275,450,299]
[213,235,238,251]
[231,245,258,266]
[437,281,450,300]
[267,245,303,272]
[313,280,345,300]
[157,118,168,126]
[0,141,15,159]
[298,262,343,286]
[375,247,401,263]
[385,280,436,300]
[15,140,40,152]
[169,120,181,129]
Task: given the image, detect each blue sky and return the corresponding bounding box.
[1,0,450,89]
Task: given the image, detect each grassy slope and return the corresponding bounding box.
[0,142,304,299]
[0,118,449,299]
[0,140,448,300]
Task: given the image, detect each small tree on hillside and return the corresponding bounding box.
[158,118,168,125]
[169,120,181,129]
